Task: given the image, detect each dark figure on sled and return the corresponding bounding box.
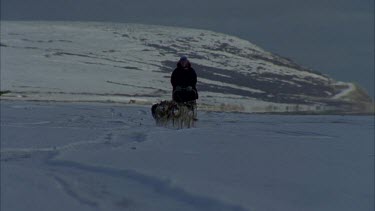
[151,56,198,128]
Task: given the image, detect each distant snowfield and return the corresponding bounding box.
[1,101,374,211]
[2,21,371,114]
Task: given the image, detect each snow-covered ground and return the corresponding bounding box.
[1,21,373,211]
[1,100,374,211]
[332,82,356,100]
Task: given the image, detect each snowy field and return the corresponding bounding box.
[1,100,374,211]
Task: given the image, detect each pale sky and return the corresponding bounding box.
[1,0,374,97]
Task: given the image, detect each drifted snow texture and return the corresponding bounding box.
[1,101,374,211]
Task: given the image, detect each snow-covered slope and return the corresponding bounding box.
[0,21,373,113]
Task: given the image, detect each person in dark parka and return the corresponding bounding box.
[171,56,198,102]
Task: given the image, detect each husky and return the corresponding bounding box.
[151,100,197,129]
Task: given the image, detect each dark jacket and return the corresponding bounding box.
[171,61,198,101]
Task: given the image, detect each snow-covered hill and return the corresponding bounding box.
[0,21,373,113]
